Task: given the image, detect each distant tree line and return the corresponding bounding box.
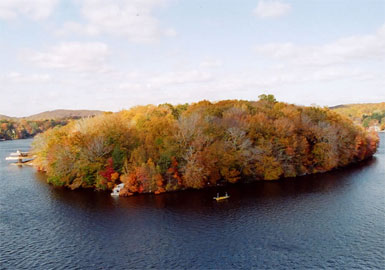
[32,97,379,195]
[362,111,385,129]
[332,103,385,130]
[0,119,69,140]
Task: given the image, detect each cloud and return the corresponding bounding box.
[149,70,213,86]
[200,59,223,68]
[57,0,175,42]
[0,72,51,83]
[253,0,291,19]
[254,24,385,66]
[111,66,367,104]
[23,42,110,73]
[0,0,57,20]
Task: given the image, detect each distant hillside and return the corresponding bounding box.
[0,109,104,140]
[0,110,104,120]
[331,102,385,130]
[24,109,103,120]
[0,114,15,121]
[330,103,385,118]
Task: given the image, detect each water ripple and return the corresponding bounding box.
[0,137,384,269]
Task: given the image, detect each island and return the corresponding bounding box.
[31,96,379,196]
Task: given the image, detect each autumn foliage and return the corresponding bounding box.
[0,119,68,140]
[32,97,379,195]
[331,102,385,130]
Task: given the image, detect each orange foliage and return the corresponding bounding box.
[32,97,380,195]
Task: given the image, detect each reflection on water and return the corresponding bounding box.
[0,135,384,269]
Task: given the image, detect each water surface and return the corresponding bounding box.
[1,135,384,269]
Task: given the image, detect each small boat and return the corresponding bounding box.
[10,150,29,157]
[5,150,35,164]
[111,183,125,196]
[213,192,230,201]
[5,156,24,161]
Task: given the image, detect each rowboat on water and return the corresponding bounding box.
[213,192,230,201]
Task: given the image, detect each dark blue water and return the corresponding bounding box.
[1,135,384,269]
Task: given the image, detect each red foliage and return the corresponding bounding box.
[99,158,116,181]
[167,157,183,186]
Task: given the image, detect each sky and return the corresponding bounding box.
[0,0,384,117]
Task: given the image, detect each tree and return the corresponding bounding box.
[258,94,277,103]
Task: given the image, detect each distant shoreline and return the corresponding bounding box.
[0,137,35,142]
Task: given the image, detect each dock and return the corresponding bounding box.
[5,150,35,166]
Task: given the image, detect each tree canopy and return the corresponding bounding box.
[32,98,379,195]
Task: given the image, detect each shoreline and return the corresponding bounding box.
[0,137,35,142]
[33,154,378,197]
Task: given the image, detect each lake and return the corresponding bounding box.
[1,134,384,269]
